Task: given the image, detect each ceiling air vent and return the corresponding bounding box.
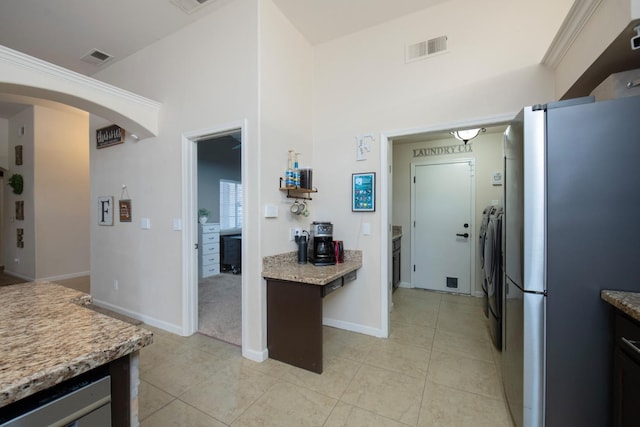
[405,35,448,63]
[81,49,113,66]
[170,0,213,14]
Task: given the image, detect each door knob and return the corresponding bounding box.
[456,233,469,238]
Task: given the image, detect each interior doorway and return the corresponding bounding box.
[181,121,247,347]
[196,132,242,346]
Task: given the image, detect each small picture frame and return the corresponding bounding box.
[119,199,132,222]
[15,201,24,221]
[352,172,376,212]
[15,145,23,166]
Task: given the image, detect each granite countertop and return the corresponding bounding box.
[601,290,640,322]
[262,250,362,285]
[0,281,153,408]
[392,226,402,240]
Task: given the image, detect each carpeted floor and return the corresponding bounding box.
[198,272,241,346]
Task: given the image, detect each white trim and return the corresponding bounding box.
[0,45,161,110]
[541,0,603,69]
[39,271,91,282]
[92,298,184,336]
[323,317,386,338]
[0,45,161,139]
[382,112,512,320]
[379,132,390,339]
[242,347,268,363]
[3,270,33,281]
[181,120,248,347]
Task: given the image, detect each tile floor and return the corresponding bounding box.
[138,288,514,426]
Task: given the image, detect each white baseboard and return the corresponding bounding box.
[3,270,34,281]
[323,317,385,338]
[92,298,184,336]
[243,347,268,363]
[39,271,90,282]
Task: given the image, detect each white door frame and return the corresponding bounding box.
[181,119,248,342]
[380,112,514,334]
[410,158,476,293]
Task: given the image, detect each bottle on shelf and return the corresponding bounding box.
[285,150,295,188]
[294,152,301,188]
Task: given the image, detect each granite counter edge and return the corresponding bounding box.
[601,290,640,322]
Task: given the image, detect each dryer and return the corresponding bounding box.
[479,205,494,319]
[484,206,503,350]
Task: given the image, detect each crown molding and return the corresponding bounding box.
[0,44,161,138]
[542,0,603,69]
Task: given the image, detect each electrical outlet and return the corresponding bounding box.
[289,228,295,241]
[113,279,119,291]
[294,228,302,237]
[13,258,19,264]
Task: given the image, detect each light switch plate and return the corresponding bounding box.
[140,217,151,229]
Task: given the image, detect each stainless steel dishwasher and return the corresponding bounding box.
[0,369,111,427]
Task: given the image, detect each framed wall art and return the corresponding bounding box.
[98,196,114,225]
[352,172,376,212]
[96,125,125,149]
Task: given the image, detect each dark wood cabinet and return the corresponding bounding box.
[613,311,640,426]
[392,237,401,290]
[266,270,357,374]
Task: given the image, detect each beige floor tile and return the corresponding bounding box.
[418,379,512,427]
[388,320,435,349]
[140,399,226,427]
[390,303,439,329]
[278,356,361,399]
[241,356,292,379]
[324,402,408,427]
[141,358,215,397]
[179,362,279,424]
[440,292,483,306]
[138,380,174,421]
[341,364,424,425]
[427,350,504,400]
[432,328,495,363]
[231,382,337,426]
[323,327,378,362]
[362,339,431,379]
[436,309,490,340]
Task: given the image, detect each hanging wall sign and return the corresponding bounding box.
[96,125,125,149]
[119,200,132,222]
[98,196,114,225]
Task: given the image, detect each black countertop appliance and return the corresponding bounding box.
[309,221,335,266]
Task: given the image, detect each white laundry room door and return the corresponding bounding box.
[411,160,474,294]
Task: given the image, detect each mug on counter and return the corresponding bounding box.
[334,240,344,263]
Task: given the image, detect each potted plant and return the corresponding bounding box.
[198,208,210,224]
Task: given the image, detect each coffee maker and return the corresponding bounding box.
[309,221,336,266]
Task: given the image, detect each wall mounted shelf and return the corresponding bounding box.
[279,187,317,200]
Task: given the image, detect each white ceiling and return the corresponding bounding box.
[0,0,450,118]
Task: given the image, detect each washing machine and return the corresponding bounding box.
[478,205,494,319]
[484,206,503,350]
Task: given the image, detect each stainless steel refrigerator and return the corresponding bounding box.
[502,94,640,427]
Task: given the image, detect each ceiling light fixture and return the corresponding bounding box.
[450,128,486,144]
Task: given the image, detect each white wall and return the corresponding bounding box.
[90,0,260,343]
[0,118,8,170]
[312,0,572,334]
[3,105,89,280]
[392,132,504,296]
[33,105,90,279]
[4,107,34,278]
